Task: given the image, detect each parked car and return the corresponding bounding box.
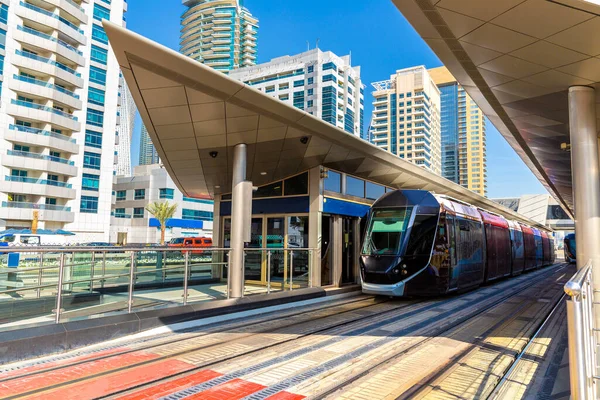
[168,237,213,254]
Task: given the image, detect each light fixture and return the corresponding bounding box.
[260,171,267,175]
[215,185,221,189]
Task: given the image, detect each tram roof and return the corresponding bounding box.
[391,0,600,218]
[103,22,549,231]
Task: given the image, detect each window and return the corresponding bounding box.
[307,100,313,108]
[182,209,214,221]
[254,181,282,198]
[307,65,314,73]
[265,85,275,93]
[0,4,7,24]
[87,109,104,127]
[346,176,365,197]
[284,172,308,196]
[324,170,341,193]
[279,94,289,101]
[307,77,314,85]
[91,45,108,64]
[92,24,108,44]
[88,87,105,106]
[293,80,304,87]
[85,129,102,148]
[279,83,289,90]
[133,207,144,218]
[116,190,126,201]
[134,189,145,200]
[366,182,385,200]
[11,169,27,177]
[307,88,313,96]
[322,74,336,83]
[82,173,100,191]
[89,66,107,85]
[183,197,213,204]
[80,196,98,213]
[93,3,110,21]
[45,198,57,205]
[114,208,127,218]
[159,188,174,199]
[83,151,101,170]
[323,62,337,71]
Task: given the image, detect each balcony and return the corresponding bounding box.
[14,25,85,66]
[0,176,76,198]
[40,0,88,24]
[10,74,82,110]
[2,149,78,176]
[18,1,86,44]
[12,50,83,88]
[7,99,80,131]
[5,124,78,154]
[0,201,74,222]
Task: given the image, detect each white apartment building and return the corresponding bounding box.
[110,164,214,245]
[229,48,365,137]
[0,0,126,242]
[114,73,135,176]
[371,66,441,174]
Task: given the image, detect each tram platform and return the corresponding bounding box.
[0,263,574,400]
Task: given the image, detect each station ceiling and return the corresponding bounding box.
[392,0,600,218]
[104,22,549,230]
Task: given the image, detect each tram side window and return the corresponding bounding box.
[405,214,438,256]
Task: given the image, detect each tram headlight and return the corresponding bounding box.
[401,270,408,275]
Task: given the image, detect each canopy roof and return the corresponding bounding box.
[103,22,549,230]
[392,0,600,218]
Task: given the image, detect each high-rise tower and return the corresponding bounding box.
[139,124,159,166]
[370,66,441,175]
[429,66,487,197]
[180,0,259,73]
[0,0,127,241]
[114,74,135,176]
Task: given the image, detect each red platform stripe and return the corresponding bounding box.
[0,352,159,397]
[116,370,222,400]
[0,348,129,380]
[266,392,306,400]
[186,378,266,400]
[22,359,194,400]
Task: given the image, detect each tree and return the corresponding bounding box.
[145,201,178,245]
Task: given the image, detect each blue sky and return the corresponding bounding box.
[125,0,547,198]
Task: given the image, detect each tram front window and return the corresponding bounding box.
[362,208,412,255]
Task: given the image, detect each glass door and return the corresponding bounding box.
[245,218,264,282]
[267,217,285,284]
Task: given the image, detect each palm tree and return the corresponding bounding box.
[145,201,178,245]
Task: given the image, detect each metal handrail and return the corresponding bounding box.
[565,260,597,400]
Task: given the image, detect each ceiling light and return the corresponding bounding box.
[260,171,267,175]
[215,185,220,189]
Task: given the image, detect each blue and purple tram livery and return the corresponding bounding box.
[360,190,555,297]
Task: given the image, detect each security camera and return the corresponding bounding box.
[300,136,309,144]
[209,151,218,158]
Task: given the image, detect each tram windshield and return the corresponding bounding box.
[567,237,576,254]
[362,207,413,255]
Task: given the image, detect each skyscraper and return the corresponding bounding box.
[180,0,259,73]
[139,124,159,166]
[229,49,364,137]
[0,0,127,241]
[429,66,487,196]
[114,74,136,176]
[370,66,441,175]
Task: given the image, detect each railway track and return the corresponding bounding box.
[0,263,572,400]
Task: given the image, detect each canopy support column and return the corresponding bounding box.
[230,143,248,298]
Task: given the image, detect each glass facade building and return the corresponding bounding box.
[429,67,487,196]
[139,124,159,166]
[180,0,259,73]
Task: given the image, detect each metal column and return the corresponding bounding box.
[229,143,247,298]
[569,86,600,297]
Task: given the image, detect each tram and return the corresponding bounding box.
[564,233,576,263]
[360,190,555,297]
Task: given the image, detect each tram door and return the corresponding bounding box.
[341,217,356,284]
[446,214,459,290]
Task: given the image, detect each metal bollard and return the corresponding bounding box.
[267,251,271,294]
[54,253,65,324]
[183,251,190,305]
[289,250,294,291]
[101,251,106,289]
[128,252,136,313]
[37,253,43,299]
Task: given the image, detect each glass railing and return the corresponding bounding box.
[11,99,78,121]
[114,213,131,219]
[19,2,84,34]
[0,247,312,327]
[2,201,71,211]
[9,124,76,143]
[7,149,75,165]
[17,25,83,56]
[5,175,73,188]
[15,50,81,77]
[13,74,79,99]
